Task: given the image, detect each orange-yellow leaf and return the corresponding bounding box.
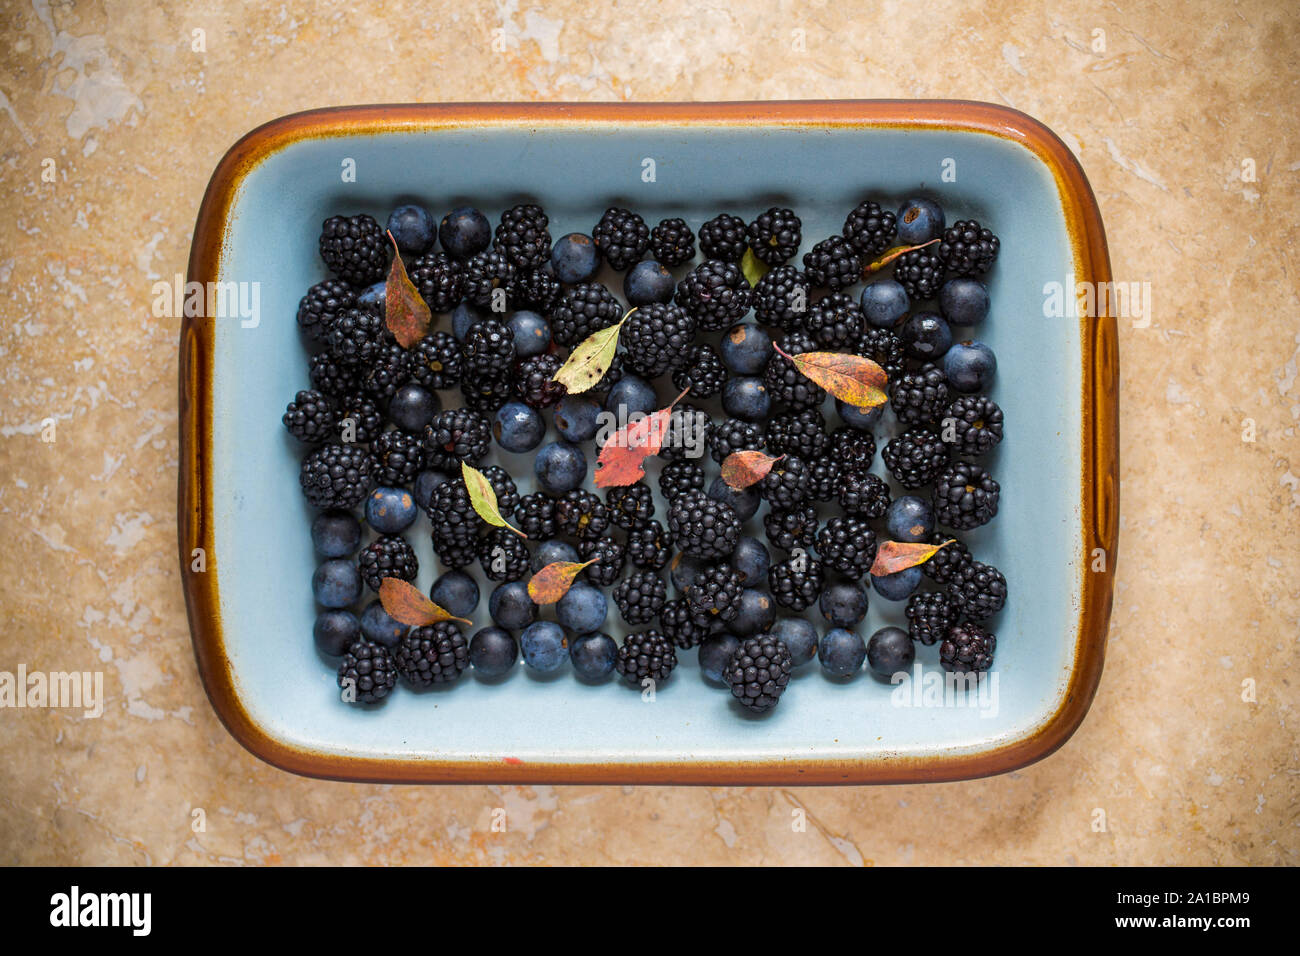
[863,237,940,276]
[869,539,955,577]
[378,577,470,627]
[720,450,784,490]
[773,344,888,407]
[527,560,597,604]
[384,231,432,348]
[594,387,689,488]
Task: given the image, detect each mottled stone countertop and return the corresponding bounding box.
[1,1,1295,865]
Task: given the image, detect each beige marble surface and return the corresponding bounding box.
[1,0,1296,865]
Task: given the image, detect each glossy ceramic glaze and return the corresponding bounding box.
[180,102,1118,784]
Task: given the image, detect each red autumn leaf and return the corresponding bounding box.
[384,231,432,348]
[594,387,689,488]
[862,237,940,276]
[772,344,888,407]
[526,560,597,604]
[869,539,955,577]
[720,450,784,490]
[378,577,470,627]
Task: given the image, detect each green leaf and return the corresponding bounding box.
[740,247,769,288]
[461,462,524,536]
[551,313,630,394]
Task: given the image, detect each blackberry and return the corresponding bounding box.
[555,489,608,540]
[621,302,696,377]
[675,259,751,331]
[309,352,361,399]
[479,464,521,517]
[893,247,945,299]
[882,427,949,488]
[550,282,623,346]
[587,351,625,400]
[477,528,531,582]
[763,331,826,411]
[337,637,397,704]
[685,564,744,626]
[838,469,891,518]
[432,538,478,570]
[408,330,463,390]
[371,428,425,485]
[614,571,668,625]
[429,476,483,552]
[296,279,356,344]
[283,389,338,443]
[766,408,829,460]
[944,395,1004,458]
[948,561,1007,620]
[890,363,950,425]
[335,393,383,444]
[627,519,672,570]
[937,219,1000,276]
[667,491,741,560]
[592,207,650,270]
[494,203,551,270]
[650,217,696,267]
[747,207,802,265]
[461,250,516,308]
[855,326,906,381]
[905,591,959,646]
[671,344,727,398]
[758,455,811,510]
[422,408,491,471]
[923,531,972,584]
[459,375,513,413]
[933,461,1000,530]
[605,483,654,530]
[658,459,706,500]
[807,457,840,502]
[615,629,676,685]
[327,307,389,367]
[753,265,810,331]
[660,404,711,463]
[768,556,824,611]
[724,635,793,713]
[363,341,413,404]
[516,492,558,540]
[515,352,566,408]
[395,622,470,686]
[578,536,627,587]
[319,214,388,286]
[509,266,562,313]
[805,291,863,349]
[462,317,516,378]
[763,505,819,553]
[358,534,419,592]
[939,621,996,673]
[659,598,712,649]
[815,516,878,577]
[830,425,876,472]
[707,418,765,464]
[802,235,861,291]
[300,443,376,510]
[407,252,464,312]
[698,213,748,262]
[842,200,898,257]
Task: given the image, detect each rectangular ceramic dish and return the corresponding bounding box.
[180,101,1118,784]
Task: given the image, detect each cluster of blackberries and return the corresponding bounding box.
[290,194,1008,717]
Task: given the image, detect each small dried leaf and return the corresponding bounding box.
[740,247,769,288]
[773,344,888,407]
[461,461,525,536]
[378,577,470,627]
[527,560,597,604]
[384,232,432,347]
[594,387,689,488]
[551,313,630,394]
[869,539,955,577]
[720,450,784,490]
[863,237,940,276]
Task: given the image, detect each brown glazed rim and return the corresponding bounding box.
[180,100,1118,785]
